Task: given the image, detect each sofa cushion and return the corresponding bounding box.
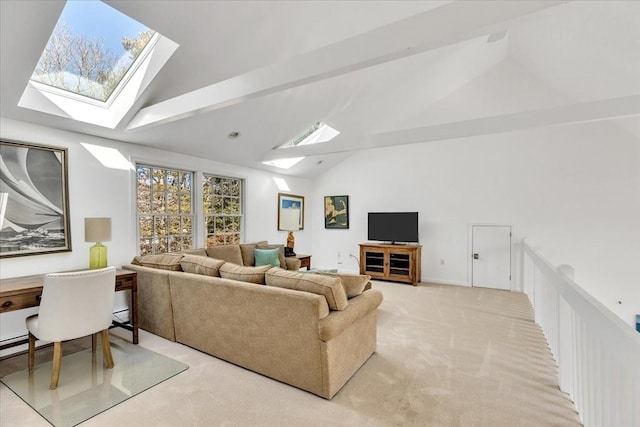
[254,248,281,267]
[265,268,348,311]
[180,255,225,276]
[206,245,243,265]
[317,272,371,298]
[131,253,184,271]
[239,241,268,266]
[257,244,286,270]
[181,248,208,257]
[219,263,271,284]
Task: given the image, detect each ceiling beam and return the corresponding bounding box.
[126,0,566,131]
[260,95,640,160]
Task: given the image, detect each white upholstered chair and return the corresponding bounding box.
[26,266,117,389]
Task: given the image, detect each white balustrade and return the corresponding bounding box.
[522,239,640,426]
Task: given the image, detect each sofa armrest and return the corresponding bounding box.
[318,289,383,341]
[122,264,177,341]
[285,257,301,270]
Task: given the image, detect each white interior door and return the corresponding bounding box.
[472,225,511,290]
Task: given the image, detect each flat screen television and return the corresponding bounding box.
[367,212,419,244]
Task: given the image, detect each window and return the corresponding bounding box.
[19,0,179,128]
[203,175,243,246]
[30,0,155,102]
[136,165,193,254]
[263,121,340,169]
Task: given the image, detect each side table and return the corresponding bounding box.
[295,254,312,270]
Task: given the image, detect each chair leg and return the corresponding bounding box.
[28,333,36,373]
[50,342,62,390]
[92,333,97,352]
[101,329,114,369]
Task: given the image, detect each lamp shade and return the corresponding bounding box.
[280,208,300,231]
[84,218,112,243]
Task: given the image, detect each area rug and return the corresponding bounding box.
[0,336,188,427]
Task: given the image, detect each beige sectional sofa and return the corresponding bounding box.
[123,242,383,399]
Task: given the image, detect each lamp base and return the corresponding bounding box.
[89,242,108,269]
[285,231,295,257]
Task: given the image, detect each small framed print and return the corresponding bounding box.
[277,193,304,230]
[324,195,349,229]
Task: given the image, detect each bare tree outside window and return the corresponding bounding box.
[31,19,154,102]
[137,165,193,255]
[203,175,243,246]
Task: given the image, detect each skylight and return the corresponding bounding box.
[262,157,305,170]
[30,0,154,103]
[278,122,340,149]
[19,1,178,128]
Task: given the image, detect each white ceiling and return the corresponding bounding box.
[1,1,638,178]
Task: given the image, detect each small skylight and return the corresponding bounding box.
[30,1,154,102]
[263,157,305,170]
[278,122,340,149]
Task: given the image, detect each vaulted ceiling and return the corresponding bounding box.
[1,1,638,178]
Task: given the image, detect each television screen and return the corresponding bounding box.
[367,212,419,243]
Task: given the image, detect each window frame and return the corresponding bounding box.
[133,164,246,254]
[135,163,195,255]
[202,173,244,246]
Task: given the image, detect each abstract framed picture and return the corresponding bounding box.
[277,193,304,231]
[324,195,349,229]
[0,141,72,257]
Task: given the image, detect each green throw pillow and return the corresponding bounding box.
[254,248,281,267]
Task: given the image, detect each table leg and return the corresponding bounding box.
[131,283,139,344]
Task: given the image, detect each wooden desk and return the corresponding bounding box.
[295,254,312,270]
[0,269,138,350]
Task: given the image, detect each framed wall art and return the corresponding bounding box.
[277,193,304,230]
[324,195,349,229]
[0,140,72,257]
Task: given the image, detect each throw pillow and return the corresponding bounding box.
[180,255,225,276]
[265,268,348,311]
[254,248,281,267]
[131,253,184,271]
[239,241,268,266]
[257,244,286,270]
[219,263,271,284]
[318,272,371,298]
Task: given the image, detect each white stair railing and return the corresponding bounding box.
[522,240,640,426]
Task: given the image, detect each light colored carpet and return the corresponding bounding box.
[1,280,582,426]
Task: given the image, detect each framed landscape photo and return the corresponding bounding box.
[324,195,349,229]
[0,141,72,257]
[277,193,304,230]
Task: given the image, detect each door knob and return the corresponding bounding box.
[473,253,479,260]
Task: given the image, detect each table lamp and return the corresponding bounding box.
[85,217,112,269]
[280,208,300,257]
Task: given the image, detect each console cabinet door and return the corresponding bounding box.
[360,244,421,286]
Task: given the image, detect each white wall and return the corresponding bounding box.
[311,122,640,327]
[0,117,313,350]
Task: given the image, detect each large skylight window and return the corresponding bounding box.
[30,0,154,103]
[19,1,178,128]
